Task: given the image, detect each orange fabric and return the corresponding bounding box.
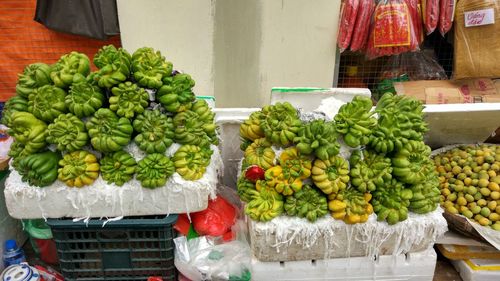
[0,0,121,101]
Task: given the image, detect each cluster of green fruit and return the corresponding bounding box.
[237,93,440,225]
[3,45,217,189]
[435,145,500,231]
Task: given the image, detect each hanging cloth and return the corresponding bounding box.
[34,0,120,40]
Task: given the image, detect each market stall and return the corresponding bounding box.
[1,0,500,280]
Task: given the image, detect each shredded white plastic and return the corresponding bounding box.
[315,96,347,120]
[299,110,328,123]
[250,209,447,261]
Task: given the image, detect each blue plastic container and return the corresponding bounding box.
[3,240,26,268]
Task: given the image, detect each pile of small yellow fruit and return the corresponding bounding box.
[434,144,500,231]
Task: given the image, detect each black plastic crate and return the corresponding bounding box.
[46,215,178,281]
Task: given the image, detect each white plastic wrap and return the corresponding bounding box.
[249,209,447,262]
[0,125,13,160]
[315,96,348,120]
[4,144,222,219]
[174,221,252,281]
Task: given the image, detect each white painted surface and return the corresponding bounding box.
[213,0,262,108]
[256,0,340,106]
[117,0,216,97]
[118,0,341,107]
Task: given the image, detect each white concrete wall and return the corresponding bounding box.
[117,0,216,97]
[213,0,262,107]
[256,0,340,106]
[117,0,341,107]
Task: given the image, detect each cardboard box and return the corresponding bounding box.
[494,79,500,93]
[425,88,464,104]
[394,79,500,104]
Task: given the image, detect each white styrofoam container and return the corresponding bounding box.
[452,258,500,281]
[270,87,371,112]
[423,103,500,149]
[196,95,216,108]
[248,209,447,262]
[4,144,222,219]
[251,248,437,281]
[214,98,500,187]
[214,108,259,187]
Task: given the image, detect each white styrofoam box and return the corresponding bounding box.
[196,95,216,108]
[4,144,222,219]
[251,248,437,281]
[213,102,500,188]
[215,108,259,187]
[249,209,447,262]
[213,87,370,187]
[452,258,500,281]
[270,87,371,112]
[424,103,500,149]
[436,230,491,247]
[0,174,26,272]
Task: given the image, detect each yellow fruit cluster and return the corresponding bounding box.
[435,145,500,230]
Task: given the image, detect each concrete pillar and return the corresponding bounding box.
[117,0,216,97]
[117,0,341,107]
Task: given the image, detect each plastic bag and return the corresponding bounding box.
[405,0,424,43]
[337,0,360,52]
[424,0,440,35]
[174,215,200,240]
[375,50,446,100]
[174,221,252,281]
[22,219,59,265]
[175,186,240,241]
[454,0,500,79]
[0,125,13,160]
[380,51,447,81]
[22,219,53,240]
[216,184,243,212]
[439,0,456,36]
[350,0,376,52]
[366,0,420,59]
[191,196,237,238]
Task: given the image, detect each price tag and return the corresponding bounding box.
[465,8,495,27]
